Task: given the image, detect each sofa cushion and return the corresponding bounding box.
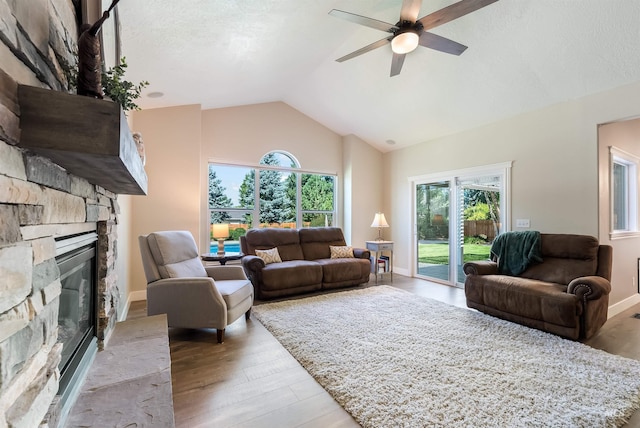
[316,258,370,283]
[255,247,282,264]
[465,274,581,328]
[330,245,354,258]
[299,227,347,260]
[519,234,599,284]
[261,260,323,291]
[243,228,304,261]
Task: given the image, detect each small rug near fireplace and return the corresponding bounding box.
[253,286,640,427]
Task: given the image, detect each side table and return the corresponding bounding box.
[366,240,393,283]
[201,252,244,265]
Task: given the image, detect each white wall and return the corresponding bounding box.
[129,104,203,295]
[343,134,384,245]
[386,81,640,306]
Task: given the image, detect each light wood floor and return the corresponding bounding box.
[127,275,640,428]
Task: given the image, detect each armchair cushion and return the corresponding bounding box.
[146,231,207,278]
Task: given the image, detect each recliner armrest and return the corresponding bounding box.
[205,265,248,281]
[567,276,611,301]
[147,277,227,325]
[463,260,498,276]
[353,248,370,259]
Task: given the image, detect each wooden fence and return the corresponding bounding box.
[210,222,309,237]
[464,220,498,240]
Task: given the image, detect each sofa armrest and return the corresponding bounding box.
[241,255,265,272]
[240,255,265,296]
[463,260,498,276]
[353,248,370,260]
[567,276,611,301]
[205,265,248,281]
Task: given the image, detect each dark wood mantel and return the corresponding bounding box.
[17,85,148,195]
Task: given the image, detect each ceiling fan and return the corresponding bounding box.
[329,0,499,76]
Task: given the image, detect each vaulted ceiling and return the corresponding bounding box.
[118,0,640,152]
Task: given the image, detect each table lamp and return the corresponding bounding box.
[370,212,389,241]
[212,224,229,255]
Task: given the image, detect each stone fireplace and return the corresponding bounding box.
[0,2,145,426]
[0,150,126,426]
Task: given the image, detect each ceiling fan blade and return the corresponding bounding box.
[419,32,467,55]
[390,53,406,77]
[329,9,397,33]
[417,0,499,31]
[336,37,391,62]
[399,0,422,22]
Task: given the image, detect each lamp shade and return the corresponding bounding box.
[212,224,229,239]
[371,213,389,228]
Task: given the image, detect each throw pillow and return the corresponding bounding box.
[330,245,354,259]
[255,247,282,264]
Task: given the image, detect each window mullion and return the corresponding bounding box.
[254,169,260,228]
[296,173,302,227]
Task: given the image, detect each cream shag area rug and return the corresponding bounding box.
[253,286,640,428]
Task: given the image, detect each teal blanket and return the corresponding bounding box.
[490,231,542,276]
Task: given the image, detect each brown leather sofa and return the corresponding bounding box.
[463,233,612,340]
[240,227,371,299]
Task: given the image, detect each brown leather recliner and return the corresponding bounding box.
[463,233,612,340]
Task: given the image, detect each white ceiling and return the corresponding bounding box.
[117,0,640,152]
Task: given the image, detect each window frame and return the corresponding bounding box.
[207,158,338,233]
[609,146,639,239]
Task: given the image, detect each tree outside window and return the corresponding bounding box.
[208,168,231,224]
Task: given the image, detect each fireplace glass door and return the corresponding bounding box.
[56,234,97,395]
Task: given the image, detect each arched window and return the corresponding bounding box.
[259,151,300,168]
[207,151,336,252]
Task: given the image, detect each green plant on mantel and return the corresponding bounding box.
[63,53,149,112]
[102,57,149,112]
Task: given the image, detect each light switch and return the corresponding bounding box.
[515,219,530,228]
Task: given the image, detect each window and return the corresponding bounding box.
[208,151,337,251]
[610,146,639,238]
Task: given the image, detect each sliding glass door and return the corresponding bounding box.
[416,181,451,282]
[455,175,502,284]
[413,163,510,287]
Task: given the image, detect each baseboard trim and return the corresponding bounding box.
[130,289,147,302]
[608,293,640,319]
[394,267,410,277]
[118,290,148,322]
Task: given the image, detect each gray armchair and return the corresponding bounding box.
[138,230,253,343]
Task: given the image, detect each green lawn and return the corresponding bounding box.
[418,243,491,264]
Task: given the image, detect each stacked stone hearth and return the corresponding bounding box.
[0,1,123,426]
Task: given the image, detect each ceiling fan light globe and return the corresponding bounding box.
[391,32,419,54]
